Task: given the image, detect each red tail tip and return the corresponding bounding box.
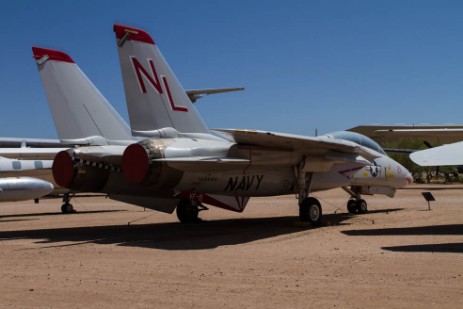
[32,47,74,63]
[113,24,155,45]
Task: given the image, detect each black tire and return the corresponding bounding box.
[356,199,368,214]
[61,203,74,214]
[176,199,199,223]
[299,197,322,227]
[347,199,358,214]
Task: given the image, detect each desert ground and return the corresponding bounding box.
[0,184,462,308]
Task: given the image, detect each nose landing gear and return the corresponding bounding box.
[346,198,368,214]
[343,187,368,214]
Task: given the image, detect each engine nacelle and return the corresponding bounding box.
[52,150,110,192]
[122,139,182,191]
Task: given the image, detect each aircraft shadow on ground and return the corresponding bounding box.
[0,210,125,220]
[342,224,463,254]
[382,243,463,253]
[0,212,357,251]
[364,208,403,214]
[341,224,463,236]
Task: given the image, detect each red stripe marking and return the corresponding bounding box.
[163,76,188,112]
[113,24,155,45]
[32,47,74,63]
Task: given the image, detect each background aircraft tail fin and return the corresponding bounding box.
[32,47,132,145]
[113,24,209,135]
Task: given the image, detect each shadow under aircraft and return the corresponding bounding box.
[342,224,463,254]
[0,212,357,251]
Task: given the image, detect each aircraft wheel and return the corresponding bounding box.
[299,197,322,227]
[176,199,200,223]
[356,199,368,214]
[347,199,358,214]
[61,203,74,214]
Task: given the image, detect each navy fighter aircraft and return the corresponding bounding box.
[43,24,412,226]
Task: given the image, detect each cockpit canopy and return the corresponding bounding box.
[324,131,386,155]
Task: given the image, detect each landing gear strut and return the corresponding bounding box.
[343,187,368,214]
[296,164,322,227]
[176,198,207,223]
[61,193,75,214]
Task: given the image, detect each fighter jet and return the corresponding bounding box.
[48,24,412,226]
[30,46,244,211]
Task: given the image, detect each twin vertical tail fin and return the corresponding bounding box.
[113,24,209,135]
[32,47,132,145]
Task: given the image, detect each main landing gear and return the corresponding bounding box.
[343,187,368,214]
[297,170,322,227]
[176,198,208,223]
[61,193,75,214]
[299,197,322,226]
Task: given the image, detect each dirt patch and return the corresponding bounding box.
[0,184,462,308]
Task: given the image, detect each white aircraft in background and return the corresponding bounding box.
[0,130,63,204]
[411,141,463,167]
[349,125,463,167]
[376,127,463,166]
[0,156,54,202]
[0,138,59,201]
[44,24,412,226]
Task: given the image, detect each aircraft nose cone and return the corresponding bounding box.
[405,172,413,186]
[398,166,413,187]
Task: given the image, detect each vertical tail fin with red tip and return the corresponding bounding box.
[113,24,209,135]
[32,47,132,145]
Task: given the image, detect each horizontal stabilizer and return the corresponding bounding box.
[0,137,62,148]
[0,147,67,160]
[186,87,245,103]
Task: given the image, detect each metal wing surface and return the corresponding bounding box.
[213,129,379,162]
[186,87,245,103]
[153,157,250,172]
[410,141,463,166]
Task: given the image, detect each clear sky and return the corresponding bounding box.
[0,0,462,138]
